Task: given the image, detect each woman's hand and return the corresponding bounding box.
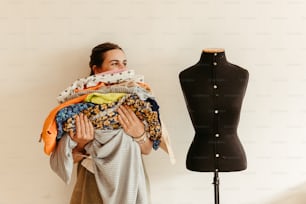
[118,105,152,154]
[69,113,94,150]
[117,105,145,138]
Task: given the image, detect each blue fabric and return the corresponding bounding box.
[55,103,95,140]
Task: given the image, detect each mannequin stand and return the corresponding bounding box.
[213,169,220,204]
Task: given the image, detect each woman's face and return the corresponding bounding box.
[93,49,127,74]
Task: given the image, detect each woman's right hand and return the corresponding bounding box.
[69,113,94,150]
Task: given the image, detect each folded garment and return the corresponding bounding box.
[41,70,176,165]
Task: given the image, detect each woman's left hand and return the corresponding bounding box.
[117,105,145,138]
[118,105,153,155]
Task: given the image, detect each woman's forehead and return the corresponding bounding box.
[104,49,126,61]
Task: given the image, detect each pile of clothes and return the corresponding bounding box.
[40,69,174,204]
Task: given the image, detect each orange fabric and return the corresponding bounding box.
[137,82,151,92]
[42,82,107,155]
[41,94,88,155]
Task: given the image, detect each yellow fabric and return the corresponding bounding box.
[84,93,126,104]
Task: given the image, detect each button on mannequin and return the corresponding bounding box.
[179,48,249,172]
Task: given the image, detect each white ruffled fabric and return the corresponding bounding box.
[57,69,144,103]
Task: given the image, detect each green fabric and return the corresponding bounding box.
[84,93,126,104]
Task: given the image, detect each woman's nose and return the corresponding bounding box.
[119,63,126,69]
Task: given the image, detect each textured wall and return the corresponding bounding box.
[1,0,306,203]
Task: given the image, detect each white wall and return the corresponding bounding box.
[1,0,306,203]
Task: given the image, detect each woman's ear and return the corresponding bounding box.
[92,65,99,75]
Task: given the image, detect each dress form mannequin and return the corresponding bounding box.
[179,48,248,172]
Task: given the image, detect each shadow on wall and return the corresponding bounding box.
[268,182,306,204]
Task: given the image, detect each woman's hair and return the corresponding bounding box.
[89,42,123,75]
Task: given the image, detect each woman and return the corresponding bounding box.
[71,43,153,162]
[70,42,153,203]
[46,42,168,204]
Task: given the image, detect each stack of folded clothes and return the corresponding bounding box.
[40,69,175,204]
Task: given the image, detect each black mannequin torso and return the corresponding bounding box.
[179,49,248,172]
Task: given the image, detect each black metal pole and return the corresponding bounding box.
[213,169,220,204]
